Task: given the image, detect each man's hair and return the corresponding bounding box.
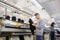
[34,13,39,16]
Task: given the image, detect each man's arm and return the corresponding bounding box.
[36,19,47,30]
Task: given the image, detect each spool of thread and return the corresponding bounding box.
[21,20,24,23]
[12,16,16,21]
[18,18,21,22]
[5,16,10,20]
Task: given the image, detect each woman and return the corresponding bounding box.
[50,22,55,40]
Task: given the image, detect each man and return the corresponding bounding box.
[50,22,55,40]
[29,13,46,40]
[30,13,45,40]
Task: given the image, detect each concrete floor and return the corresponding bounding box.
[0,35,60,40]
[0,37,5,40]
[0,35,35,40]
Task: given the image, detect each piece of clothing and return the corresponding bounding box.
[36,35,42,40]
[29,18,36,35]
[50,26,54,31]
[6,36,9,40]
[19,35,24,40]
[50,31,55,40]
[30,28,35,35]
[35,19,46,35]
[29,19,36,30]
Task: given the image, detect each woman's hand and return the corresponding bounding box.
[32,23,36,26]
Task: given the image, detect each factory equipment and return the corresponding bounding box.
[0,16,33,40]
[0,0,32,35]
[0,1,35,40]
[0,17,32,35]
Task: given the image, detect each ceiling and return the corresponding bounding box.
[3,0,51,19]
[5,0,60,18]
[37,0,60,17]
[37,0,60,24]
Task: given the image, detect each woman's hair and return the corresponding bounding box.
[51,22,55,27]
